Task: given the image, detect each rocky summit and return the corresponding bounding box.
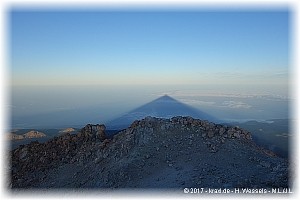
[9,116,290,189]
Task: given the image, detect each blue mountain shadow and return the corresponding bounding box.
[106,95,217,129]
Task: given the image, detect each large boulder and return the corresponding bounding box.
[96,124,106,140]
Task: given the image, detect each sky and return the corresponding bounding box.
[9,9,291,128]
[10,9,289,86]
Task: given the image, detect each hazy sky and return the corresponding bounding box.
[9,9,290,128]
[10,9,289,86]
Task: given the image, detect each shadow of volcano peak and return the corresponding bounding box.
[107,95,217,130]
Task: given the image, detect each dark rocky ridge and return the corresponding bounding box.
[9,116,290,189]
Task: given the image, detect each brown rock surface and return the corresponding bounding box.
[23,131,46,138]
[59,128,76,133]
[8,130,46,141]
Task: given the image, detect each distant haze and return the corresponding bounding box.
[10,85,289,129]
[9,9,290,128]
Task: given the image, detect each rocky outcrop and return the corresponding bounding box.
[9,117,289,190]
[7,133,24,140]
[23,131,46,139]
[81,124,106,140]
[8,130,46,141]
[59,128,76,133]
[11,123,108,188]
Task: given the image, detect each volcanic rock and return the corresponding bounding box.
[8,130,46,141]
[9,116,290,190]
[23,131,46,138]
[59,128,76,133]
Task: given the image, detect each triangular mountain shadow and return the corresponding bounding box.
[106,95,217,130]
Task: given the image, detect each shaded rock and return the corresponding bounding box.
[207,130,214,138]
[10,116,289,190]
[96,125,106,140]
[233,131,240,138]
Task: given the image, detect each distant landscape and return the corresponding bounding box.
[9,95,290,159]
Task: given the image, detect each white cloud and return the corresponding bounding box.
[221,101,252,109]
[179,99,216,106]
[153,90,288,101]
